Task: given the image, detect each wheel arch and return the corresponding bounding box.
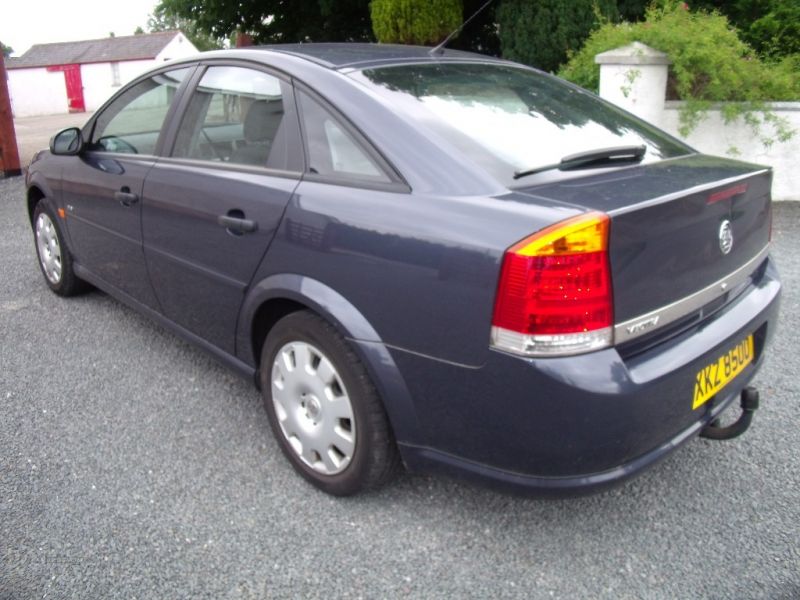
[26,176,80,259]
[26,171,61,223]
[238,274,423,446]
[26,184,47,225]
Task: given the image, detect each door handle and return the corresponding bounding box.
[115,187,139,206]
[218,213,258,234]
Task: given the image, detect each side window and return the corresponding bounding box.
[297,91,391,184]
[172,66,289,169]
[90,68,190,155]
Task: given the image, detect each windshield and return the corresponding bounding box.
[350,63,692,186]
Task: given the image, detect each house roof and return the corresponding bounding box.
[7,31,182,69]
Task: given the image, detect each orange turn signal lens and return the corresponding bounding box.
[57,208,66,219]
[510,212,609,256]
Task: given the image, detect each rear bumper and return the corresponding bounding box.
[393,256,781,495]
[399,381,755,496]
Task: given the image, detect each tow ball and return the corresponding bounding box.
[700,386,759,440]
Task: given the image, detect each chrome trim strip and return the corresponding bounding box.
[614,245,770,345]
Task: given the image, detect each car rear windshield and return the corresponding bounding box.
[350,62,692,186]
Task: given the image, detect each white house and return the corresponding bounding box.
[6,31,198,118]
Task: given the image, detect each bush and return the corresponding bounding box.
[558,2,799,143]
[371,0,462,45]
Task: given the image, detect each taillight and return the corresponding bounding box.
[490,211,614,356]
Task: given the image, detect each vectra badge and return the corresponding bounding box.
[626,315,660,335]
[718,220,733,255]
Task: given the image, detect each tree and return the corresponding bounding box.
[155,0,374,44]
[448,0,501,55]
[147,5,223,51]
[1,43,12,59]
[745,3,800,59]
[729,1,800,60]
[496,0,618,73]
[371,0,462,45]
[616,0,650,21]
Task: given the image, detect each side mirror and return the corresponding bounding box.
[50,127,84,156]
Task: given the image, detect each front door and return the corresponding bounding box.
[142,65,303,354]
[63,67,192,308]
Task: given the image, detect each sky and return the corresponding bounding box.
[1,0,160,56]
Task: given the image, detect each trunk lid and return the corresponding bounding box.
[514,154,772,329]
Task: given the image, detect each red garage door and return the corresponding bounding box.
[46,64,85,112]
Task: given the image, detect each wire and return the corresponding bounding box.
[429,0,496,56]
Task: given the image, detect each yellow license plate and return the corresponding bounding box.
[692,335,754,410]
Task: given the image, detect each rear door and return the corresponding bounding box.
[63,66,193,308]
[141,64,303,354]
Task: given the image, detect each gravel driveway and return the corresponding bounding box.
[11,112,94,169]
[1,175,798,599]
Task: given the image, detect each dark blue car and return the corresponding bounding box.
[26,44,780,496]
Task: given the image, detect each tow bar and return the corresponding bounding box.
[700,386,759,440]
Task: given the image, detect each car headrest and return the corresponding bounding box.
[243,99,284,143]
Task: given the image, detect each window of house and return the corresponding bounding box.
[111,62,121,87]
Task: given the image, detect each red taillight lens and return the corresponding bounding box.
[491,212,614,356]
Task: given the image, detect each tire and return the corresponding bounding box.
[32,201,88,296]
[260,310,400,496]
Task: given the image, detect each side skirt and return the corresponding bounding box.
[73,263,258,386]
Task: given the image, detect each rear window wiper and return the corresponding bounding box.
[513,145,647,180]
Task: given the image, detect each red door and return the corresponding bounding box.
[47,64,85,112]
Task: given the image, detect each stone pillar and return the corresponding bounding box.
[594,42,670,125]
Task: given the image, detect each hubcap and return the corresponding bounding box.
[271,341,356,475]
[35,213,62,284]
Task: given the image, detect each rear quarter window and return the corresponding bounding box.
[297,90,392,185]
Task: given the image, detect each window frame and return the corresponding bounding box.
[292,81,410,194]
[157,59,305,180]
[83,63,199,159]
[80,57,410,191]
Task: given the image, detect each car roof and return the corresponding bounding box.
[249,43,506,70]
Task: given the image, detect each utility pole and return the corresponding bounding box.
[0,46,21,178]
